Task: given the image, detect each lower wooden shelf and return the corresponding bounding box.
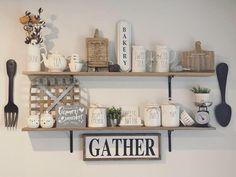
[22,126,216,132]
[22,126,215,153]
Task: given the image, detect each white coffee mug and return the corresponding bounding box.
[154,45,176,72]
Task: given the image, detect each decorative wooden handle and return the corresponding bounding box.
[195,41,202,52]
[94,29,99,38]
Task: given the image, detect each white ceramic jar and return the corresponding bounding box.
[144,104,161,127]
[161,104,180,127]
[132,46,146,72]
[88,105,107,127]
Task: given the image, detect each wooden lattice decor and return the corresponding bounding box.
[29,76,80,117]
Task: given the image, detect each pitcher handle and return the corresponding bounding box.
[169,50,177,64]
[40,43,47,63]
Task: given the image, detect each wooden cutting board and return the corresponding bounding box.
[181,41,214,71]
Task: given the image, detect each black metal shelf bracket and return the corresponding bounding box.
[70,131,73,153]
[168,130,174,152]
[168,75,174,101]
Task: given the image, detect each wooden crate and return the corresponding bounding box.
[181,41,214,71]
[29,76,80,116]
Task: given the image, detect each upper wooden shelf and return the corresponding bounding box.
[22,71,215,77]
[22,126,216,132]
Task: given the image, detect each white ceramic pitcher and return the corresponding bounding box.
[27,44,47,71]
[154,45,176,72]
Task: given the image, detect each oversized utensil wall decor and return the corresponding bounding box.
[4,59,19,128]
[215,63,231,127]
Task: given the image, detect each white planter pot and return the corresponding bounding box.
[195,93,210,103]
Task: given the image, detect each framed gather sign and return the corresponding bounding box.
[83,133,161,161]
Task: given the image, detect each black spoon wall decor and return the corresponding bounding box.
[215,63,231,127]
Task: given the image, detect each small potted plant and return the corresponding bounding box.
[107,107,122,127]
[190,86,211,103]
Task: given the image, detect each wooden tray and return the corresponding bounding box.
[181,41,214,71]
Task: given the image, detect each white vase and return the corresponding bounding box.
[27,44,47,71]
[195,93,210,103]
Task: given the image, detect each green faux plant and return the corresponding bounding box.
[190,86,211,94]
[107,106,122,127]
[107,106,122,120]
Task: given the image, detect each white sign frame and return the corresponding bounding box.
[83,133,161,161]
[116,20,132,72]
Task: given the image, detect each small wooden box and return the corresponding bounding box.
[86,29,109,68]
[181,41,215,71]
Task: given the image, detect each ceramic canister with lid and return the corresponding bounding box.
[144,104,161,127]
[132,46,146,72]
[161,103,180,127]
[88,104,107,127]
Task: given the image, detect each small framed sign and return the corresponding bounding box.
[56,105,86,128]
[83,133,161,161]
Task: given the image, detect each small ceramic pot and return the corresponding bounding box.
[40,112,55,128]
[27,115,40,128]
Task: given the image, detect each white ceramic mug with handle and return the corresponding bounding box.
[155,45,176,72]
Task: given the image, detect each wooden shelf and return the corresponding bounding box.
[22,126,216,132]
[22,71,215,77]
